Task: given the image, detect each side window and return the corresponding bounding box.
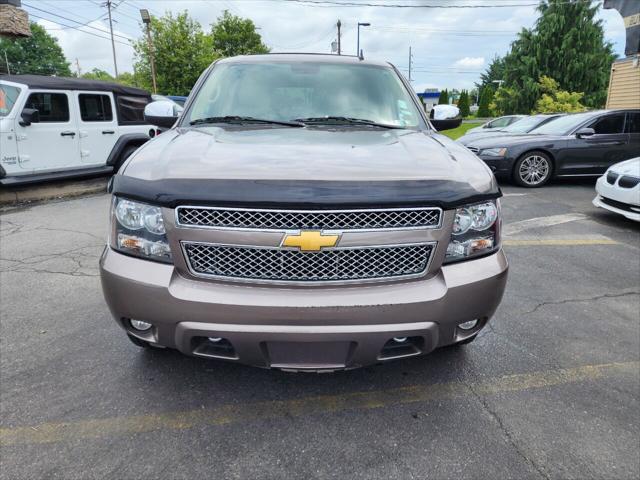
[626,112,640,134]
[115,95,150,124]
[589,114,625,135]
[79,94,113,122]
[491,117,511,128]
[25,92,69,122]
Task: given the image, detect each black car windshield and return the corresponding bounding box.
[502,115,553,133]
[529,112,594,135]
[185,61,422,128]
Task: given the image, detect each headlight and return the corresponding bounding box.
[445,200,501,263]
[110,197,172,263]
[479,147,506,157]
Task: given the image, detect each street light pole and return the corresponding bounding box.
[337,19,341,55]
[140,9,157,94]
[356,22,370,56]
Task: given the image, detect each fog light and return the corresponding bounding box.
[458,319,479,331]
[208,337,222,342]
[393,337,407,343]
[130,319,152,331]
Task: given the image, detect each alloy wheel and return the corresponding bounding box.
[518,155,550,186]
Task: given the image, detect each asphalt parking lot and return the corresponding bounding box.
[1,179,638,480]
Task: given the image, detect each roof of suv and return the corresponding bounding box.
[0,74,150,97]
[216,53,392,68]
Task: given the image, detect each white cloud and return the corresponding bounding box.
[453,57,485,69]
[37,19,135,76]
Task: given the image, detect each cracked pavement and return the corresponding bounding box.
[1,180,639,480]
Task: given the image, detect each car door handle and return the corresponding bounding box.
[60,131,76,137]
[102,130,115,135]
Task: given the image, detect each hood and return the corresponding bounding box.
[457,129,509,145]
[115,126,499,209]
[609,157,640,176]
[466,133,562,150]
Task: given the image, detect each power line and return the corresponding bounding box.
[281,0,543,8]
[24,3,134,41]
[30,13,134,48]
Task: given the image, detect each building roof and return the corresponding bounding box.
[0,74,150,96]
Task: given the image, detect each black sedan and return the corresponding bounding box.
[457,113,564,145]
[466,109,640,187]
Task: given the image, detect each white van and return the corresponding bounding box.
[0,75,155,186]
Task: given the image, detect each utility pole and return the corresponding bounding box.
[75,58,81,76]
[140,9,157,93]
[336,19,341,55]
[4,51,10,75]
[105,0,118,77]
[408,46,413,82]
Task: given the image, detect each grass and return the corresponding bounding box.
[440,122,483,140]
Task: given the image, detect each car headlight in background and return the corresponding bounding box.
[445,200,501,263]
[111,197,172,262]
[479,147,506,157]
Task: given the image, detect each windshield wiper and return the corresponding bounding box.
[189,116,303,127]
[293,116,405,129]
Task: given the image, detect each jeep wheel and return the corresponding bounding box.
[513,151,553,187]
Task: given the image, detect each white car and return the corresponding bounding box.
[593,158,640,222]
[465,115,525,135]
[0,75,155,186]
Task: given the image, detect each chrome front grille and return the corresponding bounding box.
[182,242,434,283]
[176,206,441,230]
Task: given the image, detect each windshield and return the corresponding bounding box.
[529,112,594,135]
[502,116,550,133]
[185,61,422,128]
[0,84,21,117]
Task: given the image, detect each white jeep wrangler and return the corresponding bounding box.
[0,75,157,186]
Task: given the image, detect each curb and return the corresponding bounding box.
[0,177,109,207]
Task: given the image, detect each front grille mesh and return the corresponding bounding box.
[183,243,433,282]
[177,207,441,230]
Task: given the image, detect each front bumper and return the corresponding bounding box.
[100,247,508,370]
[593,175,640,222]
[477,155,515,176]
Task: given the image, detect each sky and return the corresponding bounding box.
[24,0,627,93]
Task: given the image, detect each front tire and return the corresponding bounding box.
[114,145,139,173]
[513,151,553,187]
[127,333,151,348]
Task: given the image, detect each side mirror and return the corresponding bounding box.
[431,118,463,131]
[576,127,595,138]
[430,105,462,131]
[144,100,180,129]
[19,108,40,127]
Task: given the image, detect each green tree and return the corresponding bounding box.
[210,10,269,57]
[0,23,71,76]
[458,90,470,117]
[477,88,493,117]
[534,75,586,113]
[133,11,217,95]
[81,68,114,81]
[493,0,615,113]
[476,56,505,93]
[438,89,449,105]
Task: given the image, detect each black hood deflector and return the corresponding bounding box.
[111,176,501,210]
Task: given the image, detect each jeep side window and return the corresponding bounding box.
[25,92,69,122]
[589,114,625,135]
[79,94,113,122]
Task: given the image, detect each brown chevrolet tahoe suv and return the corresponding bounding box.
[99,54,508,371]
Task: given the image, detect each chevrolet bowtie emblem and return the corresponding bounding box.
[282,230,340,252]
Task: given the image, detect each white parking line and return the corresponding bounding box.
[504,213,586,236]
